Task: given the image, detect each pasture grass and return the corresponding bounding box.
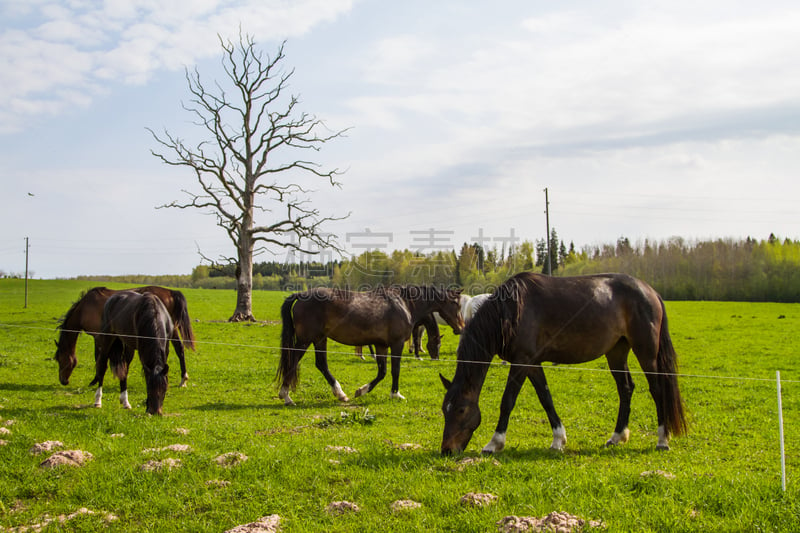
[1,279,799,531]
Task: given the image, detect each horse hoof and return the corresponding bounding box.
[94,403,102,408]
[390,392,406,400]
[122,403,132,410]
[339,396,350,403]
[354,385,369,398]
[656,444,670,451]
[282,398,295,406]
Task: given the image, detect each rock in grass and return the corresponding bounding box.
[40,450,93,468]
[224,514,281,533]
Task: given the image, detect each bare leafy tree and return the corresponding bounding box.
[149,34,348,321]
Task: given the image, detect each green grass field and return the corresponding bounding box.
[1,279,799,532]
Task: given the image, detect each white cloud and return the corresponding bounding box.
[0,0,355,132]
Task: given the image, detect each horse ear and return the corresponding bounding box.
[439,373,452,390]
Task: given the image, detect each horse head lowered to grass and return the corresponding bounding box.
[277,285,464,405]
[440,272,687,455]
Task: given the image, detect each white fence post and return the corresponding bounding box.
[777,370,786,492]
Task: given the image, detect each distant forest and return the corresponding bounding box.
[78,232,800,302]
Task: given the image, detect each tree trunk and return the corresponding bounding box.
[230,230,256,322]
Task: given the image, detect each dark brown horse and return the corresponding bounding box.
[410,313,443,360]
[54,286,195,387]
[95,291,172,415]
[277,285,464,405]
[440,272,687,455]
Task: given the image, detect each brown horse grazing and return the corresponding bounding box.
[440,272,687,455]
[410,313,443,360]
[359,313,442,361]
[95,291,172,415]
[277,285,464,405]
[54,286,195,387]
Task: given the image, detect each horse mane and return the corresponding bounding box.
[135,293,170,369]
[458,274,530,363]
[57,287,110,330]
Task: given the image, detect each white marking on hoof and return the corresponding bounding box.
[354,384,370,398]
[550,425,567,451]
[331,381,349,402]
[278,386,295,406]
[120,390,132,410]
[179,374,189,388]
[93,387,103,408]
[482,432,506,454]
[656,425,670,450]
[605,428,631,447]
[390,391,406,400]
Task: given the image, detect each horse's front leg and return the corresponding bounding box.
[119,346,134,410]
[355,346,388,398]
[528,365,567,451]
[313,338,348,402]
[92,350,109,408]
[171,335,189,387]
[389,341,405,400]
[482,364,527,454]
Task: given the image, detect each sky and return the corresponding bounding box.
[2,0,800,279]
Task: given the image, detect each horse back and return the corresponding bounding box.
[291,287,412,346]
[512,272,663,362]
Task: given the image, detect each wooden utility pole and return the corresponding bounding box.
[24,237,29,308]
[544,188,551,275]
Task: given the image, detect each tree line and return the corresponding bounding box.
[79,232,800,302]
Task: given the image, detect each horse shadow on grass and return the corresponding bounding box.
[0,381,54,393]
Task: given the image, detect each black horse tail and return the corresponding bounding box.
[108,339,128,381]
[276,294,301,391]
[656,297,688,437]
[171,290,196,351]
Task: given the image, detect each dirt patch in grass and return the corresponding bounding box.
[224,514,281,533]
[140,458,182,472]
[30,441,64,455]
[215,452,248,467]
[391,499,422,512]
[143,444,192,453]
[497,512,605,532]
[325,445,357,454]
[460,492,497,507]
[640,470,675,480]
[39,450,93,468]
[3,507,117,532]
[326,501,360,515]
